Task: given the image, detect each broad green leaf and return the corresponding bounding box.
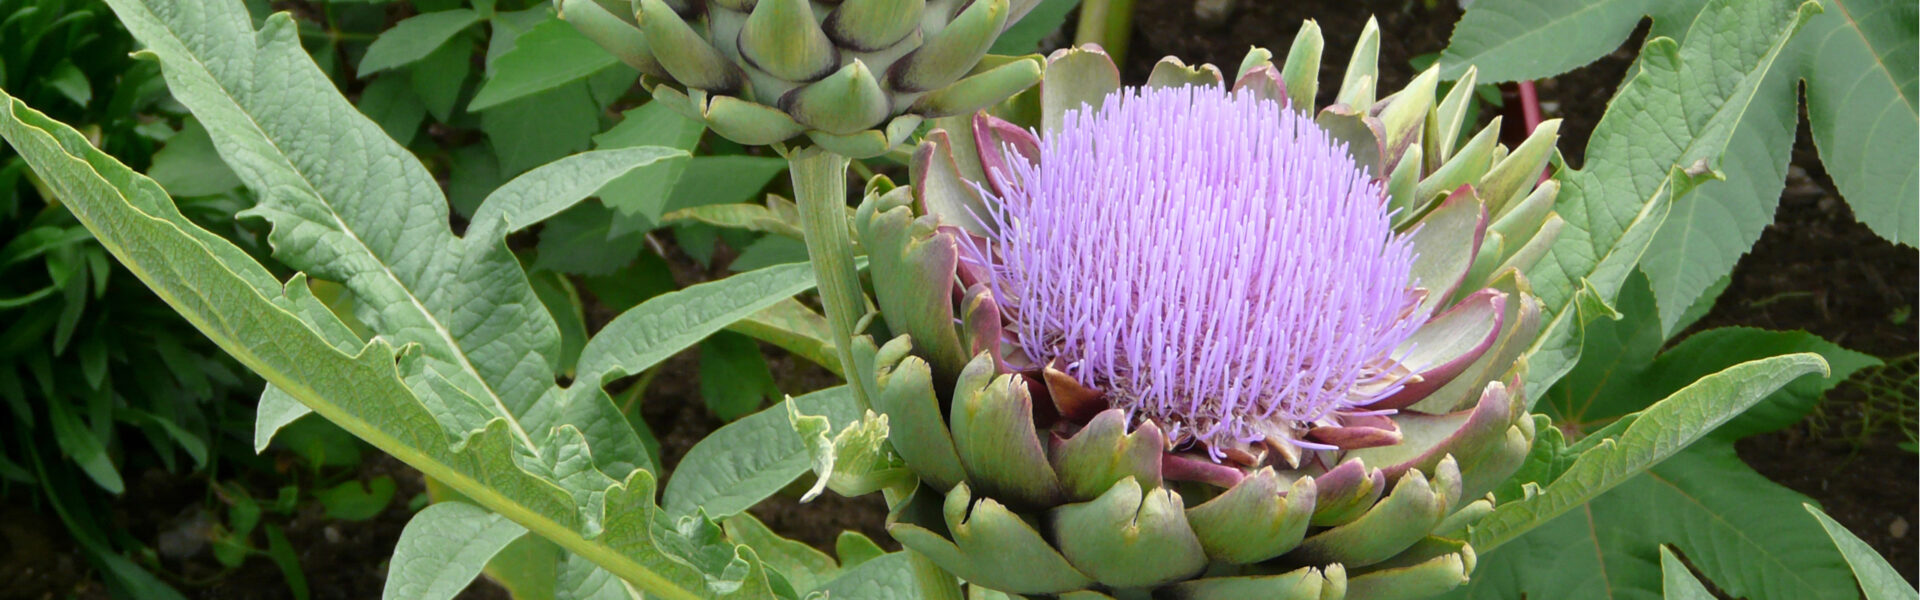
[1452,443,1855,600]
[593,101,703,223]
[469,17,623,111]
[103,0,560,452]
[358,9,481,75]
[1436,0,1709,83]
[385,501,531,600]
[358,74,427,146]
[1523,0,1819,393]
[0,90,784,600]
[1806,503,1919,600]
[811,551,920,600]
[725,298,841,377]
[533,201,651,276]
[1640,48,1799,333]
[575,262,822,384]
[1798,0,1918,246]
[316,476,396,520]
[471,146,687,235]
[1660,546,1716,600]
[698,331,781,421]
[147,117,240,196]
[1472,352,1829,552]
[722,512,842,594]
[48,398,122,493]
[411,34,474,122]
[482,80,602,175]
[662,386,859,518]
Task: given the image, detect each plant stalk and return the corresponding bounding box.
[789,148,873,411]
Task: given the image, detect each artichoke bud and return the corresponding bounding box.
[1050,478,1209,588]
[888,0,1007,92]
[638,0,746,94]
[739,0,838,82]
[559,0,670,79]
[826,0,927,51]
[783,60,893,135]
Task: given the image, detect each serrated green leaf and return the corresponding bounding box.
[1472,352,1829,552]
[1523,0,1819,392]
[358,9,481,75]
[384,501,530,600]
[1799,0,1918,246]
[662,386,859,518]
[470,16,623,111]
[1806,503,1919,600]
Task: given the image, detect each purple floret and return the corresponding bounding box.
[976,84,1424,451]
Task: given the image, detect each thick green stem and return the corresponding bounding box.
[790,148,873,410]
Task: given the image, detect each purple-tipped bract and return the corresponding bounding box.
[977,85,1424,451]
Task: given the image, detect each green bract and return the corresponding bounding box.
[845,19,1573,599]
[560,0,1046,157]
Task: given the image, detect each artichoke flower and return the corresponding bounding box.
[846,20,1566,600]
[559,0,1047,158]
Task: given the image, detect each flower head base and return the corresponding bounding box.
[979,85,1424,452]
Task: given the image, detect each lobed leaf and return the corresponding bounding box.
[0,91,784,600]
[1522,0,1820,393]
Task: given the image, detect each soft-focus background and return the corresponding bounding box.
[0,0,1911,598]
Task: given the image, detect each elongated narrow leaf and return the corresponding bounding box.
[1523,0,1819,392]
[1806,504,1918,600]
[575,262,820,385]
[1471,352,1828,552]
[0,92,783,600]
[385,501,531,600]
[471,147,688,235]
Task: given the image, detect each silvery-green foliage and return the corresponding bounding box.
[0,0,921,597]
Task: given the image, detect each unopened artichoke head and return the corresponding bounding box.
[560,0,1045,158]
[850,21,1567,599]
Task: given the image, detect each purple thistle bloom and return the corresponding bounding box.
[976,85,1425,452]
